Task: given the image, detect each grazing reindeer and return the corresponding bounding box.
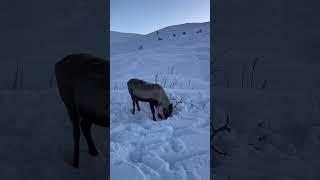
[127,78,173,121]
[55,53,109,168]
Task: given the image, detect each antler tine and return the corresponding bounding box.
[211,113,218,140]
[211,112,232,156]
[211,109,216,128]
[210,120,215,140]
[211,145,227,156]
[212,113,231,136]
[173,97,183,109]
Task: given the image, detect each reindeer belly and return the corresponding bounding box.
[74,84,108,124]
[132,90,157,102]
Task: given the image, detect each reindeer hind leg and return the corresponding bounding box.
[80,119,98,156]
[155,106,163,119]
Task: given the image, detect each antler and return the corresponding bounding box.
[173,97,182,109]
[212,113,231,137]
[211,113,231,156]
[168,94,183,111]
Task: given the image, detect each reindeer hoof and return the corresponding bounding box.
[89,149,99,156]
[89,151,99,156]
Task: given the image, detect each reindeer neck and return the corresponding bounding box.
[159,90,170,108]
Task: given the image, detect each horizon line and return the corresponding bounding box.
[111,21,210,35]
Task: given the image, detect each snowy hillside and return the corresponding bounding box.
[111,22,209,55]
[111,31,142,44]
[110,22,210,180]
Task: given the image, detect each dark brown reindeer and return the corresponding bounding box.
[55,53,109,168]
[127,78,173,121]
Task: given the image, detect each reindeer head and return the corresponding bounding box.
[164,95,183,119]
[163,103,173,119]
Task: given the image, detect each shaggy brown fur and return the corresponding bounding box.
[55,53,109,168]
[127,78,172,121]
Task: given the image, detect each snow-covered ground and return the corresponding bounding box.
[213,87,320,180]
[212,48,320,179]
[212,51,320,180]
[110,22,210,180]
[0,89,107,179]
[0,1,108,179]
[212,1,320,179]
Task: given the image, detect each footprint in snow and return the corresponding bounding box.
[170,138,186,152]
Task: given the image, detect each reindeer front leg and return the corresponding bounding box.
[72,122,80,168]
[149,102,156,121]
[155,105,163,119]
[131,97,136,114]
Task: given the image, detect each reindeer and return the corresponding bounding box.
[127,78,173,121]
[55,53,109,168]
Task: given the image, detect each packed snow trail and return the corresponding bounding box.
[110,89,210,180]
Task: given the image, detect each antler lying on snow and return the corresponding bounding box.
[212,113,231,137]
[168,94,183,110]
[211,113,231,156]
[173,97,182,109]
